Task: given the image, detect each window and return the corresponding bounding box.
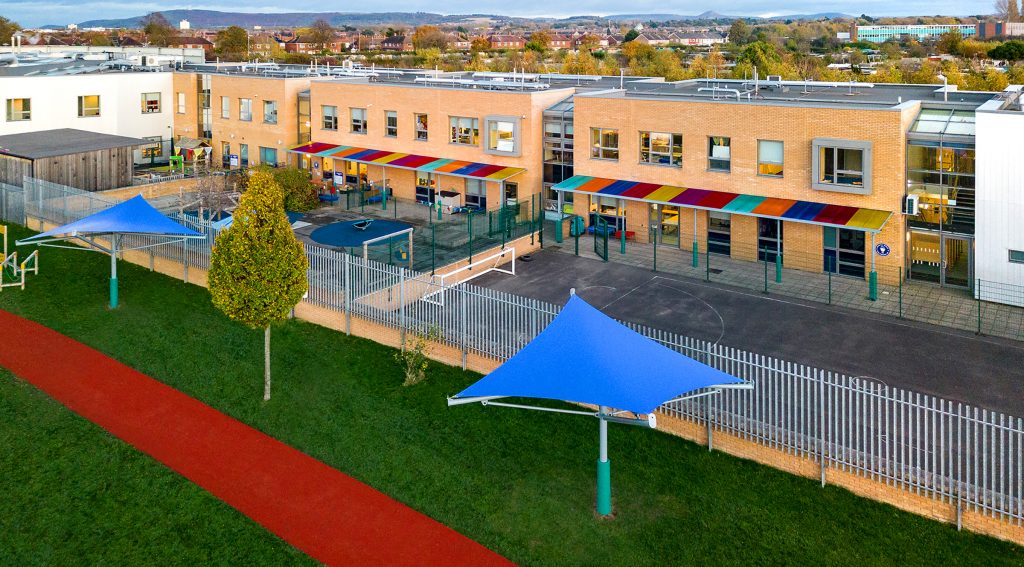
[758,218,783,263]
[758,140,784,177]
[1010,250,1024,264]
[485,117,518,155]
[322,105,338,130]
[590,128,618,160]
[708,136,730,172]
[813,139,872,194]
[239,98,252,122]
[176,92,186,114]
[221,141,231,167]
[350,107,367,133]
[415,173,436,203]
[385,111,398,137]
[465,179,487,209]
[708,212,731,256]
[77,95,100,117]
[220,96,230,119]
[414,113,428,141]
[6,98,30,121]
[239,143,249,167]
[263,100,278,124]
[141,92,161,114]
[639,131,682,166]
[823,227,866,277]
[449,116,479,145]
[259,147,278,167]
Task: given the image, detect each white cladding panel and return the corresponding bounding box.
[975,108,1024,305]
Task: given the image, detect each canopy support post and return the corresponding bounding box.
[555,190,564,243]
[692,208,699,268]
[109,235,119,309]
[869,232,878,301]
[597,405,612,517]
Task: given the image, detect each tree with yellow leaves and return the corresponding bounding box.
[208,169,309,401]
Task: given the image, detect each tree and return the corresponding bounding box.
[208,170,308,401]
[936,30,963,55]
[470,37,490,52]
[728,19,752,45]
[990,40,1024,60]
[309,19,335,52]
[272,167,318,211]
[411,25,447,50]
[83,31,112,46]
[623,29,639,43]
[142,12,174,47]
[216,26,249,60]
[0,16,21,43]
[996,0,1022,22]
[529,29,552,51]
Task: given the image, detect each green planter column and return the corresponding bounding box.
[597,406,612,517]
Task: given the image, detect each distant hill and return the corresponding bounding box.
[71,9,853,30]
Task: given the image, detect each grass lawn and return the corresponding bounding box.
[0,222,1021,565]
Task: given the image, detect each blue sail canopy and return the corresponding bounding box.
[454,295,743,415]
[20,195,202,242]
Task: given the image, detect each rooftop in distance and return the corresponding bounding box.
[0,51,172,76]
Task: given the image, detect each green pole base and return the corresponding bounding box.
[555,218,563,243]
[619,233,626,255]
[775,255,783,284]
[109,276,118,309]
[597,458,612,517]
[869,271,878,301]
[692,241,699,268]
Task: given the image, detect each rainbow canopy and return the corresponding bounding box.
[554,175,892,232]
[288,142,526,182]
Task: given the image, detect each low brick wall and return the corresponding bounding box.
[22,213,1023,546]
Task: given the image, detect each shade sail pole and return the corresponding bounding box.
[109,235,119,309]
[597,405,612,517]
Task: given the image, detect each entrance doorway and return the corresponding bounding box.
[909,231,972,288]
[649,204,680,247]
[757,218,782,262]
[708,212,731,255]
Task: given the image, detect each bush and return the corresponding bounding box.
[395,328,440,386]
[272,167,319,212]
[990,40,1024,61]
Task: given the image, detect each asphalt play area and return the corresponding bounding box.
[473,249,1024,416]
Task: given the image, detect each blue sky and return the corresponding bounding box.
[2,0,998,28]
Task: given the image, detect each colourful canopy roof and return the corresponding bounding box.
[452,295,743,415]
[288,142,526,182]
[554,175,892,232]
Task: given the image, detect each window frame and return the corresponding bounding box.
[350,107,367,134]
[449,116,479,146]
[384,110,398,137]
[77,95,101,118]
[263,100,278,124]
[177,92,186,114]
[590,127,619,161]
[707,136,731,172]
[220,96,230,119]
[757,139,784,178]
[484,115,520,156]
[638,131,682,167]
[414,113,428,141]
[1010,250,1024,265]
[6,98,31,121]
[141,92,162,114]
[812,138,873,195]
[238,98,253,122]
[322,105,338,131]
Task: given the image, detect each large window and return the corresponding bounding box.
[590,128,618,160]
[322,105,338,130]
[465,179,486,209]
[263,100,278,124]
[414,113,428,141]
[812,139,872,194]
[259,146,278,167]
[823,227,866,277]
[77,95,100,117]
[220,96,230,119]
[449,116,479,145]
[141,92,161,114]
[239,143,249,167]
[639,132,682,166]
[758,218,783,263]
[758,140,784,177]
[485,117,518,155]
[385,111,398,137]
[906,142,975,235]
[239,98,252,122]
[708,136,730,172]
[708,212,731,255]
[351,107,367,133]
[6,98,30,121]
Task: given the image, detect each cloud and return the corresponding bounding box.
[1,0,997,28]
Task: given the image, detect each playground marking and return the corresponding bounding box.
[0,309,512,566]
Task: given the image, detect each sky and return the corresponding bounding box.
[2,0,998,28]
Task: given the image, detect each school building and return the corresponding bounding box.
[168,64,1024,306]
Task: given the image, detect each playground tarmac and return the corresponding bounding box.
[474,248,1024,417]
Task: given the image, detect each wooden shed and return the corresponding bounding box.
[0,129,146,192]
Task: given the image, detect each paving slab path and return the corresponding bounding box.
[0,309,513,567]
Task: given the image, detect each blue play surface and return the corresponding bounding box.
[310,219,413,247]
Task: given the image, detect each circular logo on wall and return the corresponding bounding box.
[875,243,891,257]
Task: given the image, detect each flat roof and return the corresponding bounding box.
[595,79,997,110]
[0,129,148,160]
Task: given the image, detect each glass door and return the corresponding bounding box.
[909,231,972,288]
[708,212,731,255]
[660,206,679,247]
[943,236,972,288]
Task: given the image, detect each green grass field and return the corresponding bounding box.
[0,222,1020,565]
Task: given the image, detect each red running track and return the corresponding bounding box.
[0,309,513,566]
